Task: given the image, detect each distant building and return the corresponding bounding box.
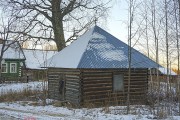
[23,49,57,81]
[44,26,160,107]
[150,67,177,82]
[0,39,57,82]
[0,40,26,82]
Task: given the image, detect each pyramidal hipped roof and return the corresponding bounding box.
[44,26,159,68]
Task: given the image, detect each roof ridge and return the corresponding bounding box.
[77,26,96,68]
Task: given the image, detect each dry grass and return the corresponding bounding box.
[0,89,44,102]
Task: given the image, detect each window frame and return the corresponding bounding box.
[113,73,124,92]
[1,63,8,73]
[10,63,17,73]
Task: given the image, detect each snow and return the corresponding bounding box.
[91,32,106,40]
[23,49,57,69]
[0,81,180,120]
[0,82,43,95]
[44,27,128,68]
[0,41,25,59]
[159,67,177,75]
[0,102,180,120]
[44,27,94,68]
[87,32,127,62]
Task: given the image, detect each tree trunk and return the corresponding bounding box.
[165,0,169,95]
[52,0,66,51]
[177,0,180,116]
[127,0,133,114]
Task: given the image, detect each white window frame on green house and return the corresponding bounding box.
[1,63,8,73]
[10,63,17,73]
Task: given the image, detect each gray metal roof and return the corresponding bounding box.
[45,26,159,68]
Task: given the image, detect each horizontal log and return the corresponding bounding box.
[66,87,80,92]
[83,76,112,80]
[124,84,147,87]
[65,75,80,78]
[66,91,80,96]
[83,93,146,99]
[83,86,112,91]
[83,97,146,103]
[83,90,112,95]
[83,78,112,82]
[65,94,79,99]
[66,78,80,81]
[66,84,80,90]
[48,78,59,81]
[83,83,112,87]
[84,90,147,95]
[66,81,80,85]
[83,73,112,77]
[124,80,147,83]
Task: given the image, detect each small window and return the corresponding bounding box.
[113,74,124,92]
[10,63,17,73]
[1,63,7,73]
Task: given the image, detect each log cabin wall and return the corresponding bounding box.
[48,68,148,107]
[81,68,148,106]
[48,68,81,104]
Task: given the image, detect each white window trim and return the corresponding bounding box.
[1,63,8,73]
[10,63,17,73]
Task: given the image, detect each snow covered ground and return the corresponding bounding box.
[0,82,44,95]
[0,101,180,120]
[0,82,180,120]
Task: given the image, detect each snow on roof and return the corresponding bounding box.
[44,26,160,68]
[42,27,94,68]
[23,49,57,69]
[159,67,177,75]
[0,41,25,60]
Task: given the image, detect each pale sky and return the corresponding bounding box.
[107,0,128,44]
[0,1,178,70]
[106,1,178,70]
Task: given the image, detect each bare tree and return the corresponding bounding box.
[172,0,180,115]
[0,16,23,81]
[164,0,170,96]
[150,0,161,117]
[127,0,136,114]
[0,0,111,51]
[127,0,133,113]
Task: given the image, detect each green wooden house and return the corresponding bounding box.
[0,40,26,81]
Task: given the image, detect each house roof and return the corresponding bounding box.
[44,26,160,68]
[159,67,177,75]
[0,40,25,60]
[23,49,57,69]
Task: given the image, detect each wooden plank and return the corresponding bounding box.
[66,81,80,85]
[48,68,148,106]
[83,76,112,80]
[83,78,112,83]
[65,75,80,78]
[66,87,80,92]
[66,84,80,90]
[83,73,112,77]
[83,83,112,87]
